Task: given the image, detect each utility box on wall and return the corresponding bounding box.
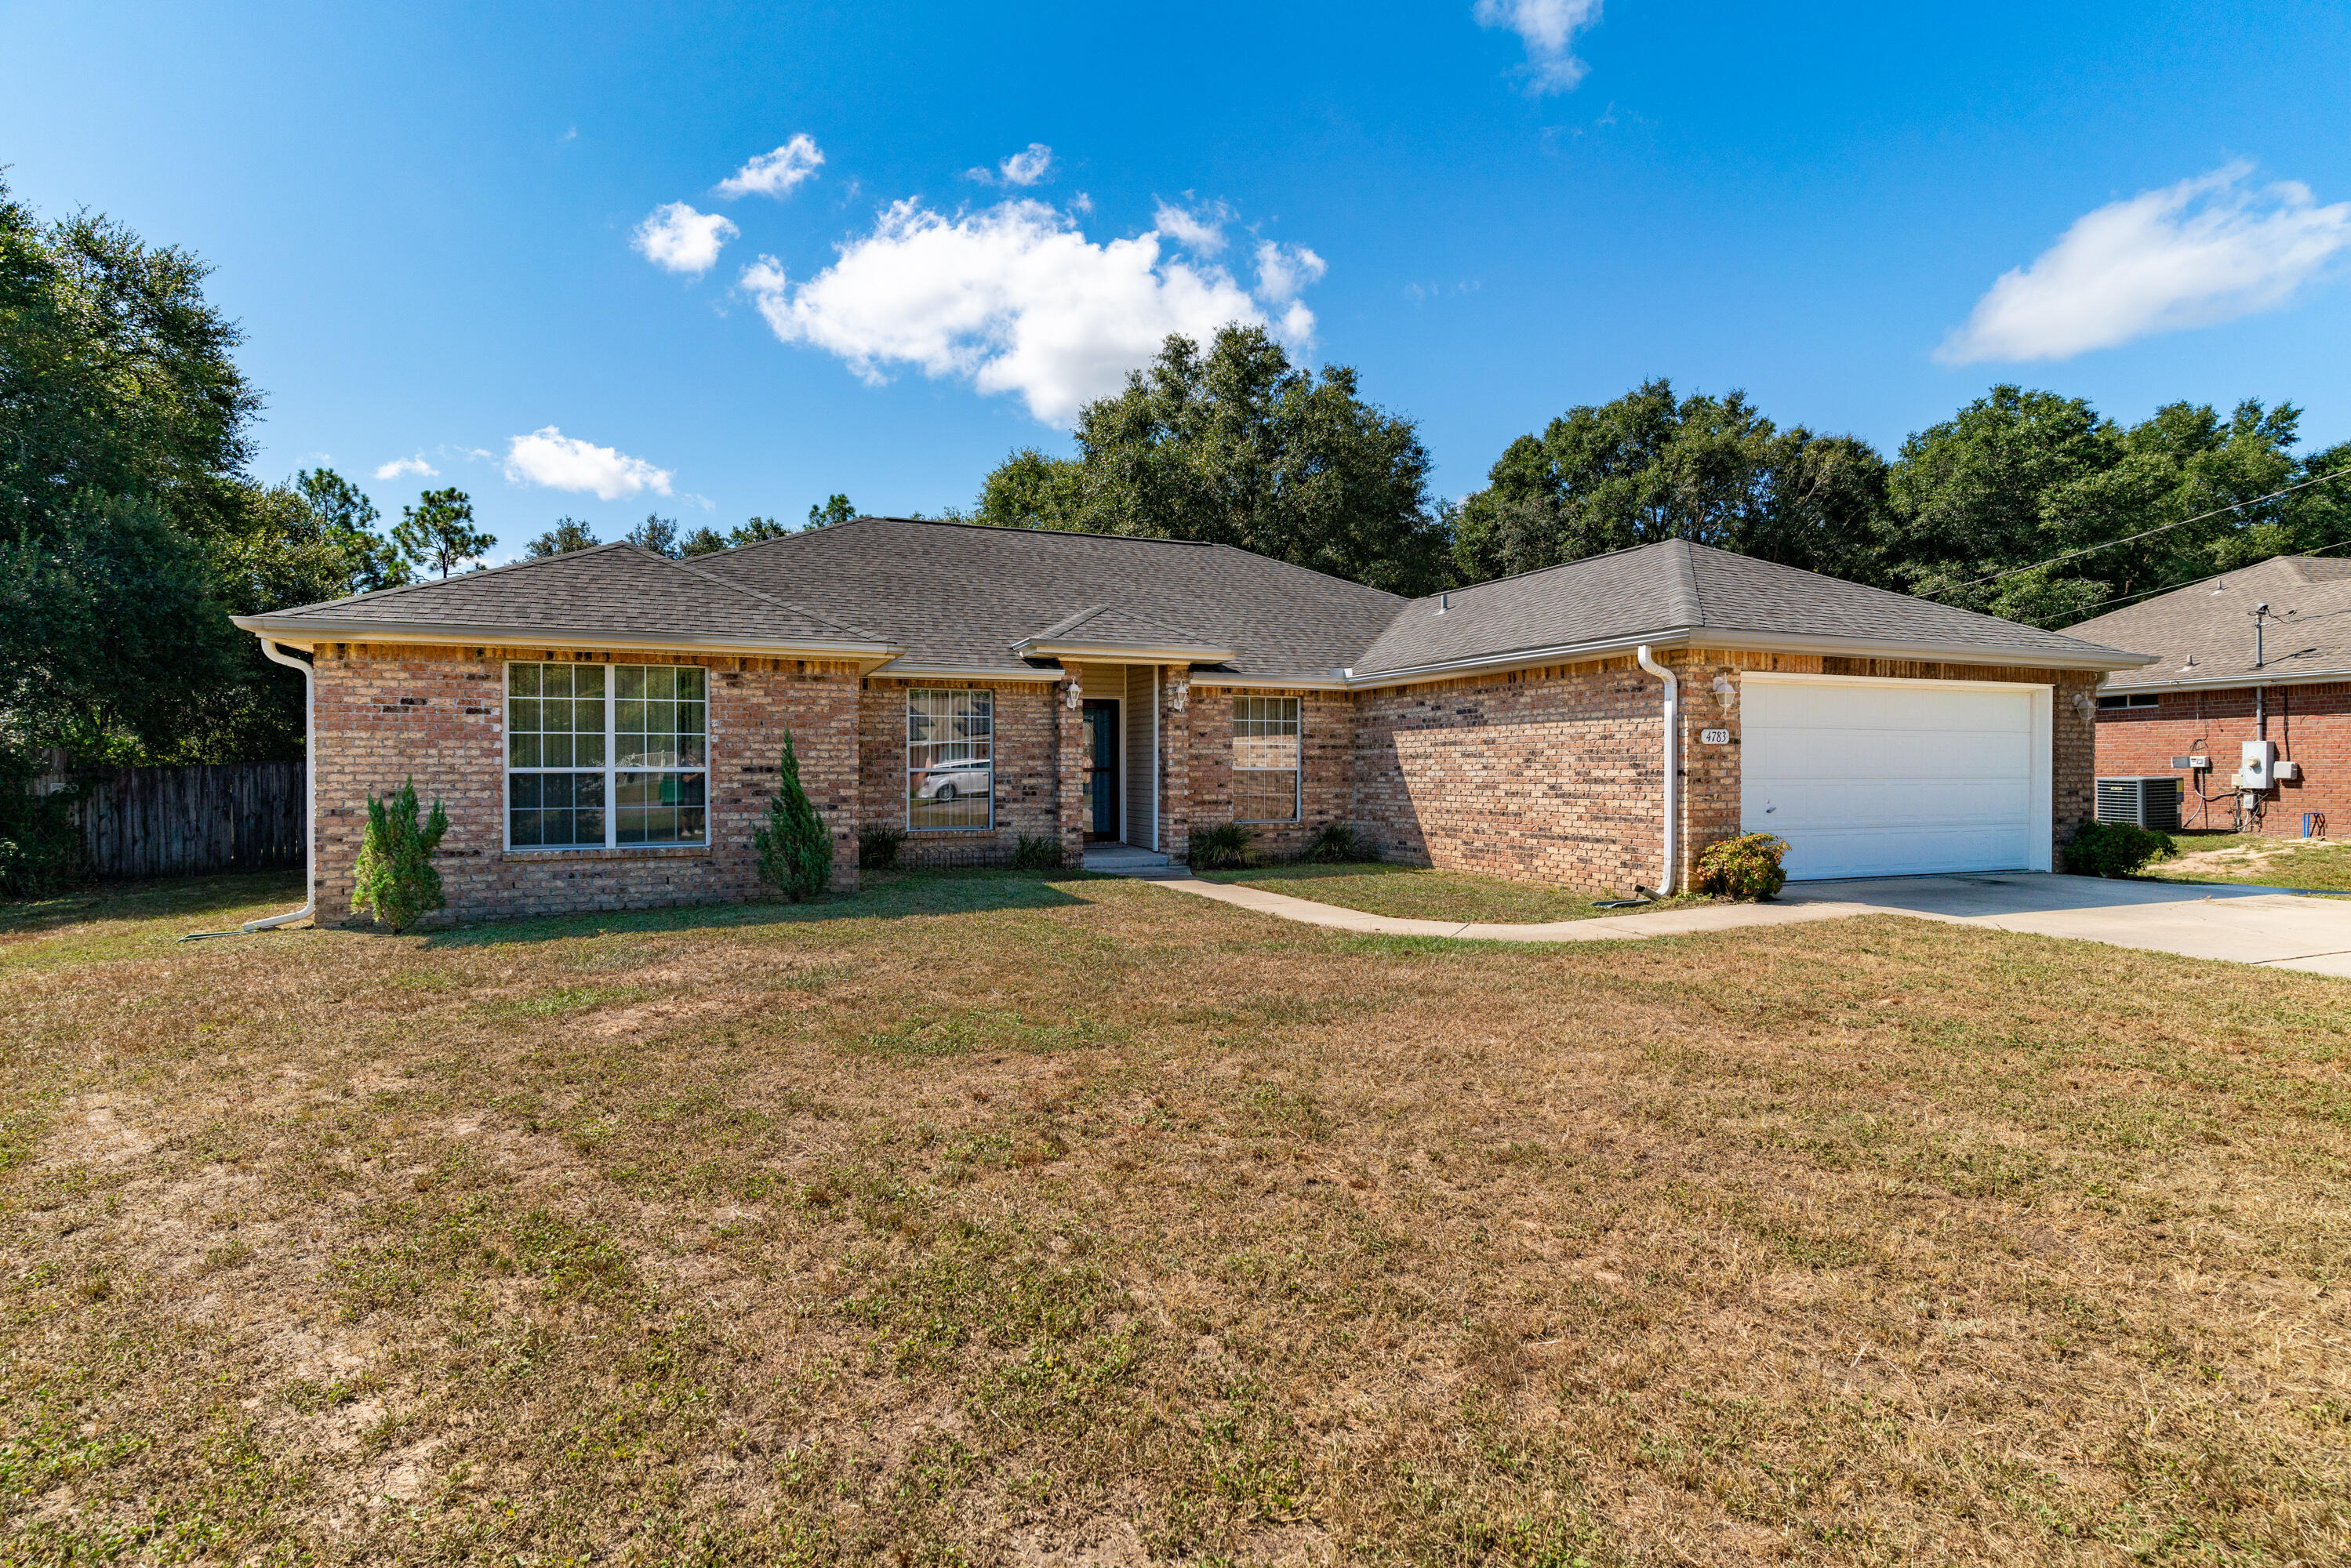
[2237,740,2276,790]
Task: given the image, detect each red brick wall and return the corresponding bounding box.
[856,676,1061,866]
[311,643,859,926]
[2093,682,2351,837]
[1346,652,2097,894]
[1185,685,1354,860]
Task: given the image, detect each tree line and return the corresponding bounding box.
[7,178,2347,775]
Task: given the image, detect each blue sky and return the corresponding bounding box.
[7,1,2349,561]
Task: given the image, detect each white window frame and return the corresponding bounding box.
[1232,695,1302,824]
[503,661,710,851]
[907,688,994,832]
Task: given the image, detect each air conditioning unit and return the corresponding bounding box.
[2096,775,2182,830]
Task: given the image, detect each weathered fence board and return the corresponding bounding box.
[35,760,306,879]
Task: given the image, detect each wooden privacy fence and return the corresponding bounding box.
[35,759,306,880]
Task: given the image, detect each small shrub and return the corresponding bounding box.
[754,730,832,902]
[2066,820,2174,877]
[858,823,906,870]
[351,777,449,931]
[1692,832,1789,901]
[1192,822,1255,870]
[1306,822,1369,864]
[1011,834,1066,870]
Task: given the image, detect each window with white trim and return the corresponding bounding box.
[1232,695,1300,822]
[908,688,993,829]
[507,662,707,848]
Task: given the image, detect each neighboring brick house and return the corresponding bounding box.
[233,520,2148,925]
[2066,555,2351,837]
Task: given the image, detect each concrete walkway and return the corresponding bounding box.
[1150,872,2351,976]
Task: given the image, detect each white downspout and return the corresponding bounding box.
[183,639,314,938]
[1635,645,1677,896]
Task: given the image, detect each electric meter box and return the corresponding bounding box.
[2237,739,2277,790]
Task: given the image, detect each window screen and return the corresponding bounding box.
[508,662,707,848]
[1232,695,1300,822]
[908,688,993,829]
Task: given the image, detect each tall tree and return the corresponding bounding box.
[1452,379,1890,586]
[296,468,409,592]
[393,488,492,578]
[973,326,1452,595]
[0,176,257,757]
[524,517,599,557]
[805,494,856,530]
[1888,388,2327,625]
[622,513,680,557]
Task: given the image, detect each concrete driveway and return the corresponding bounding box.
[1782,873,2351,976]
[1157,871,2351,975]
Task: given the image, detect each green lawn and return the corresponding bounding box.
[3,869,2348,1563]
[2138,829,2351,892]
[1200,859,1706,923]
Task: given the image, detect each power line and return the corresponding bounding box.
[1931,465,2351,595]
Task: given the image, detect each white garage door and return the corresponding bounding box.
[1740,676,2051,880]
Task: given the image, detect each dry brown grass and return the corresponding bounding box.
[3,867,2349,1565]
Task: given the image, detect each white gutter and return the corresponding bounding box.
[184,640,315,939]
[2103,664,2351,695]
[1635,644,1677,897]
[227,614,900,668]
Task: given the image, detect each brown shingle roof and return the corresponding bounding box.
[2063,555,2351,689]
[234,542,888,654]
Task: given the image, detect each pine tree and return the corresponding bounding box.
[351,776,449,931]
[754,731,831,902]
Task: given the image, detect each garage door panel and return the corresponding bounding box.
[1751,777,2033,829]
[1748,683,2031,733]
[1743,728,2032,782]
[1740,679,2044,880]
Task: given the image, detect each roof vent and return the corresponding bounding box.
[1437,593,1449,615]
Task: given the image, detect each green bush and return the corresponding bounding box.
[1010,833,1066,870]
[351,777,449,931]
[1691,832,1790,901]
[858,824,905,871]
[1192,822,1255,870]
[754,731,832,902]
[1306,822,1369,863]
[2065,820,2174,877]
[0,749,87,898]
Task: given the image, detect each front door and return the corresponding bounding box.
[1082,699,1119,841]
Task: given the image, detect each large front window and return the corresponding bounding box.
[1233,695,1299,822]
[908,688,992,829]
[507,662,706,848]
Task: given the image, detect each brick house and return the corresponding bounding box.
[231,519,2148,925]
[2066,554,2351,837]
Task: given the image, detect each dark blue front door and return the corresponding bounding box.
[1082,699,1118,840]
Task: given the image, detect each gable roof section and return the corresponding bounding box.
[2063,554,2351,691]
[1350,539,2149,679]
[1012,604,1234,663]
[232,543,895,659]
[229,521,2149,684]
[694,517,1400,682]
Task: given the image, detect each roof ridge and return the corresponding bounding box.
[272,539,645,619]
[1663,538,1703,626]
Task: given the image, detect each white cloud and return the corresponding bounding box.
[998,143,1055,187]
[373,454,438,481]
[1475,0,1602,94]
[1939,163,2351,364]
[632,201,739,275]
[968,143,1057,187]
[1153,199,1230,254]
[715,135,826,198]
[503,427,675,501]
[739,198,1323,426]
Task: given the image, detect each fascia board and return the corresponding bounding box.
[231,615,902,665]
[2100,665,2351,694]
[1341,626,2153,689]
[1010,639,1237,664]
